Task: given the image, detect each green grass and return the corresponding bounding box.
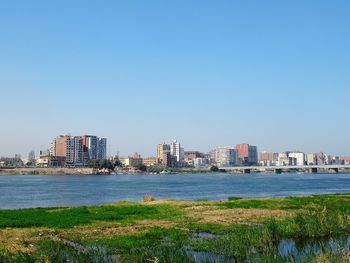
[2,194,350,262]
[0,204,181,228]
[188,208,350,262]
[220,194,350,211]
[227,196,243,201]
[30,228,194,263]
[0,248,39,263]
[89,227,190,250]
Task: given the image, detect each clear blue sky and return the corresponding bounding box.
[1,0,349,158]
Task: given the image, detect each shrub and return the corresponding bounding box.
[143,195,156,202]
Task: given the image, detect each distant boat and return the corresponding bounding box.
[160,170,170,174]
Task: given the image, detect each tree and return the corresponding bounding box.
[210,165,219,172]
[114,157,122,167]
[87,160,99,169]
[106,160,115,171]
[147,165,166,173]
[136,164,147,172]
[26,160,36,167]
[99,159,107,170]
[88,159,115,173]
[98,159,115,172]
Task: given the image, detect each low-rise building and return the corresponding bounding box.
[120,157,143,167]
[36,156,66,168]
[184,151,203,161]
[194,158,209,168]
[331,156,342,165]
[142,157,159,166]
[259,151,278,166]
[184,151,205,167]
[341,157,350,165]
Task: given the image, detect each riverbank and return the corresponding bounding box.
[1,194,350,262]
[2,166,349,176]
[0,167,215,176]
[0,167,95,175]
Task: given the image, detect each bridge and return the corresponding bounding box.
[219,165,350,174]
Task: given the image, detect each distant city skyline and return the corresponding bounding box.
[1,1,349,157]
[3,134,349,161]
[3,136,350,170]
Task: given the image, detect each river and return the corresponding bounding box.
[1,173,350,209]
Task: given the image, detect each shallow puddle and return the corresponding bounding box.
[279,235,350,260]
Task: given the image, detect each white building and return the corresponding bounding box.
[288,152,305,166]
[194,158,208,168]
[170,140,184,162]
[277,153,297,166]
[277,153,288,166]
[49,141,55,156]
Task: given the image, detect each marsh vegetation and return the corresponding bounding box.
[2,194,350,262]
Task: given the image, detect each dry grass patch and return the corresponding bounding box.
[142,195,156,202]
[187,207,292,225]
[59,220,175,241]
[0,228,52,253]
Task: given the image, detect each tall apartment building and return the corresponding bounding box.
[157,143,170,162]
[97,138,107,160]
[236,144,258,166]
[215,146,237,167]
[170,139,184,163]
[52,134,107,166]
[53,135,83,166]
[73,136,84,165]
[83,135,98,160]
[161,152,172,167]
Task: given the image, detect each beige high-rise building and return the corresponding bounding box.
[157,143,170,161]
[306,154,315,165]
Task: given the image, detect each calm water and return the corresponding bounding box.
[1,173,350,209]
